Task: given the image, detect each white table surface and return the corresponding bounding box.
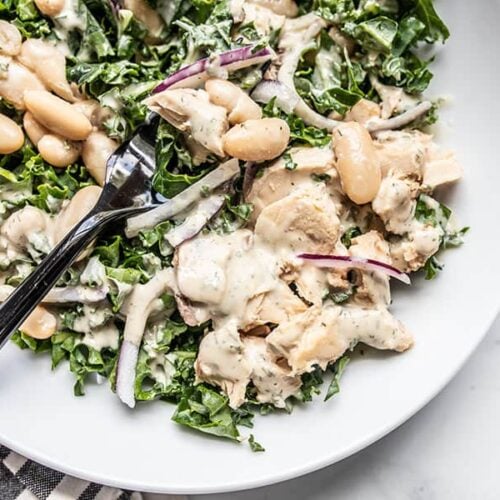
[145,312,500,500]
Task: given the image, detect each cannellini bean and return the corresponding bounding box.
[345,99,381,125]
[37,134,81,168]
[34,0,65,16]
[23,111,48,146]
[24,90,92,141]
[1,206,49,249]
[332,121,381,205]
[56,185,102,244]
[123,0,164,39]
[19,39,74,101]
[72,99,107,127]
[0,113,24,154]
[223,118,290,162]
[20,305,57,340]
[82,132,118,186]
[205,79,262,124]
[0,21,22,56]
[0,61,45,110]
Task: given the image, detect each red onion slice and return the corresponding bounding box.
[366,101,433,133]
[165,194,225,248]
[153,45,275,94]
[116,340,139,408]
[298,254,411,285]
[126,158,240,237]
[251,80,299,114]
[0,284,108,304]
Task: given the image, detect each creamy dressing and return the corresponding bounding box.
[72,304,112,333]
[122,268,175,345]
[53,0,87,55]
[80,323,119,351]
[267,303,413,374]
[145,89,228,157]
[176,230,279,322]
[372,177,444,272]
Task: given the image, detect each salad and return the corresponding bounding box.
[0,0,465,448]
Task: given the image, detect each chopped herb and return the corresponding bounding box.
[248,434,265,452]
[325,356,350,401]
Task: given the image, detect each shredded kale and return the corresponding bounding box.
[324,356,350,401]
[415,195,468,279]
[249,434,266,452]
[341,226,362,248]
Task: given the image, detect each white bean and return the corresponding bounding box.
[20,305,57,340]
[19,39,74,101]
[23,111,48,146]
[332,121,381,205]
[223,118,290,162]
[0,21,22,56]
[56,185,102,244]
[123,0,164,39]
[72,99,109,127]
[1,206,48,249]
[82,131,119,186]
[0,61,45,110]
[33,0,65,16]
[205,79,262,124]
[24,90,92,141]
[37,134,81,168]
[0,113,24,154]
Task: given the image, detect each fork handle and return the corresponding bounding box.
[0,211,117,349]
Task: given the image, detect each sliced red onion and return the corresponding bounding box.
[251,80,299,114]
[367,101,433,133]
[278,34,340,131]
[165,194,225,248]
[116,340,139,408]
[153,46,275,94]
[298,254,411,285]
[125,159,240,237]
[0,284,108,304]
[44,285,109,304]
[108,0,121,13]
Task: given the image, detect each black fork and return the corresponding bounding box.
[0,115,162,349]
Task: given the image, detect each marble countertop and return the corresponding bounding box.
[146,312,500,500]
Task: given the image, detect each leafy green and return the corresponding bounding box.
[0,0,50,38]
[249,434,265,452]
[422,255,442,280]
[401,0,450,42]
[295,367,324,402]
[415,195,467,279]
[356,16,399,52]
[153,121,212,198]
[11,330,51,353]
[12,330,118,396]
[209,195,253,234]
[172,385,240,440]
[263,99,331,147]
[329,287,355,305]
[0,145,93,212]
[324,356,350,401]
[393,16,426,56]
[341,226,362,248]
[443,226,469,249]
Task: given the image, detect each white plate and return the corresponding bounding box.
[1,1,500,495]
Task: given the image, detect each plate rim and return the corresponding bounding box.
[2,303,499,495]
